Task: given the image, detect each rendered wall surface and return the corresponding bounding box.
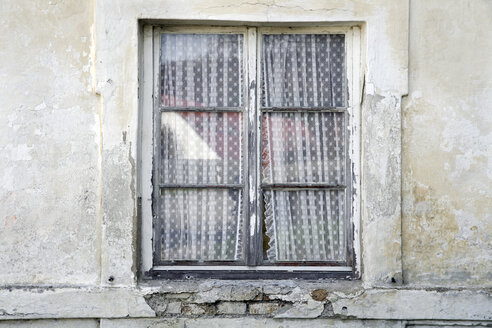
[0,320,98,328]
[0,0,490,326]
[0,1,100,285]
[402,0,492,287]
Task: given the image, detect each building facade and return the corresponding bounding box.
[0,0,491,327]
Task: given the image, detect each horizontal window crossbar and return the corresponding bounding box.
[160,106,243,112]
[160,184,243,189]
[261,107,347,113]
[261,183,346,190]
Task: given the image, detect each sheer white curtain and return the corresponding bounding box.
[160,34,243,108]
[160,189,242,261]
[261,34,347,262]
[262,34,345,108]
[156,32,347,263]
[158,34,244,262]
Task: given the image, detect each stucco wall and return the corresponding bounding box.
[402,0,492,287]
[0,1,100,285]
[0,0,490,326]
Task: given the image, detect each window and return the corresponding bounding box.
[140,25,361,279]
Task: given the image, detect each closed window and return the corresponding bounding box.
[140,26,361,279]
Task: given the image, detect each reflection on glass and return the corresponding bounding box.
[262,112,345,185]
[161,112,243,185]
[264,190,345,262]
[262,34,346,108]
[161,34,243,107]
[159,189,243,261]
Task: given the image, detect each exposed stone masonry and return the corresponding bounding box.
[143,288,340,318]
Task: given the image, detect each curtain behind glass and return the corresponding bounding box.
[157,33,244,262]
[161,34,243,108]
[161,112,243,185]
[261,34,347,262]
[262,112,345,185]
[262,34,345,108]
[264,190,345,261]
[159,189,243,261]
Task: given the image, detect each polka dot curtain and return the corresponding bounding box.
[156,32,347,263]
[160,34,243,108]
[261,34,347,262]
[158,34,244,261]
[159,189,243,261]
[160,112,243,186]
[262,34,345,108]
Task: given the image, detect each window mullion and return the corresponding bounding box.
[141,25,155,274]
[152,27,163,266]
[246,27,261,266]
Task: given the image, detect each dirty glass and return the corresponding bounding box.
[264,190,345,261]
[261,34,345,108]
[160,112,243,185]
[261,34,347,263]
[262,112,345,185]
[160,34,243,108]
[157,33,245,263]
[159,189,243,261]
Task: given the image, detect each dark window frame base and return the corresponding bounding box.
[147,269,355,280]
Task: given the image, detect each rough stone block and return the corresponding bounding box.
[217,302,247,314]
[311,289,329,301]
[182,304,216,316]
[166,302,182,314]
[274,300,324,318]
[248,302,282,315]
[192,285,262,303]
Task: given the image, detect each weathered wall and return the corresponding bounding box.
[0,0,491,326]
[0,1,100,285]
[0,320,98,328]
[402,0,492,287]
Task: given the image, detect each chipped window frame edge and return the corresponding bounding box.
[138,24,362,280]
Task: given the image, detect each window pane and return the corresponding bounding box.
[158,189,243,261]
[160,112,243,185]
[262,112,345,185]
[261,34,345,108]
[161,34,243,107]
[264,190,346,262]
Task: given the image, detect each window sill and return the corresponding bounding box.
[144,268,356,280]
[3,284,490,321]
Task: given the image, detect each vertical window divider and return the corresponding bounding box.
[344,28,353,268]
[246,27,260,266]
[349,26,361,276]
[141,25,155,274]
[152,27,162,266]
[255,28,264,266]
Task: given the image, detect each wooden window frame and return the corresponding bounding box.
[140,24,361,280]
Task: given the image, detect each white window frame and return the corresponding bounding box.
[140,24,361,279]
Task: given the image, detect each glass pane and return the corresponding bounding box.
[158,189,243,261]
[264,190,346,262]
[262,112,345,185]
[161,112,243,185]
[161,34,243,107]
[261,34,345,107]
